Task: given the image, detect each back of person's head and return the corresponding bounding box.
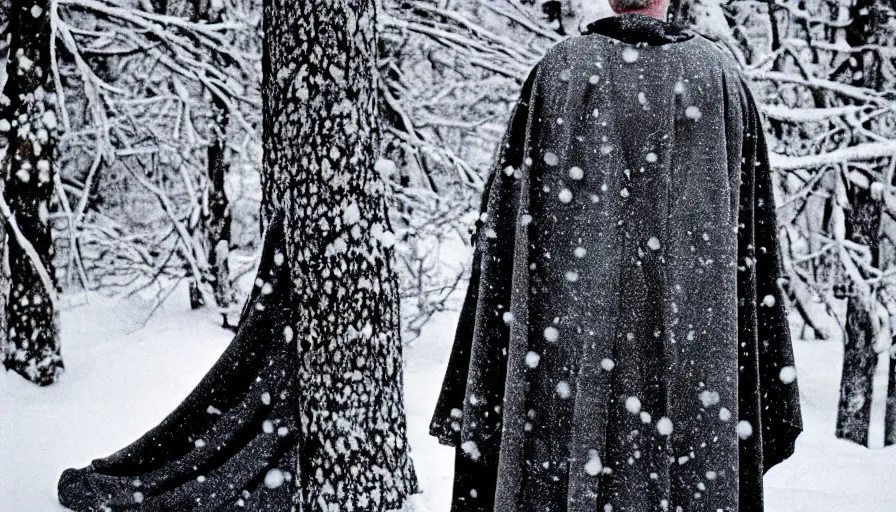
[612,0,652,10]
[609,0,671,17]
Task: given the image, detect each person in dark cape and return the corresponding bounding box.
[58,213,302,511]
[429,2,803,511]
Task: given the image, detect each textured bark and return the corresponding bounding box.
[0,0,62,385]
[835,184,880,446]
[195,0,236,321]
[203,98,235,317]
[262,0,418,509]
[836,287,878,446]
[835,0,885,447]
[667,0,696,28]
[887,339,896,446]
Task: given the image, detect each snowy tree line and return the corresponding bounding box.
[1,0,894,446]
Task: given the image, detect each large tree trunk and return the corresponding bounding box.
[262,0,418,508]
[0,0,62,385]
[835,0,885,446]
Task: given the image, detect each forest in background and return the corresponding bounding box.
[0,0,894,448]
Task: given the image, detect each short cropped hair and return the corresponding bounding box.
[614,0,652,10]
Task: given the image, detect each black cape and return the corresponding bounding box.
[58,214,302,511]
[430,14,802,512]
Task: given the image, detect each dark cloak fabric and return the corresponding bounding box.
[58,213,302,511]
[430,14,802,512]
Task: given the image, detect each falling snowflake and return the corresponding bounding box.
[264,469,285,489]
[719,407,732,421]
[559,188,573,203]
[625,396,642,414]
[556,381,571,399]
[544,326,560,342]
[737,420,754,439]
[657,417,674,436]
[525,351,541,368]
[622,48,639,63]
[461,440,481,460]
[544,152,560,166]
[779,365,797,384]
[685,106,703,120]
[585,449,603,475]
[569,166,584,180]
[699,390,720,407]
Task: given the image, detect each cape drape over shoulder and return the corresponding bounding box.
[430,14,802,512]
[58,214,300,511]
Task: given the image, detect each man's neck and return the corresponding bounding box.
[615,8,669,21]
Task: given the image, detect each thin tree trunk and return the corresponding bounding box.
[886,338,896,446]
[835,0,885,447]
[198,0,235,324]
[668,0,695,27]
[204,99,235,322]
[262,0,418,508]
[836,288,879,446]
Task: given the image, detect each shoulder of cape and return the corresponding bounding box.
[535,34,608,70]
[687,33,747,81]
[536,33,743,77]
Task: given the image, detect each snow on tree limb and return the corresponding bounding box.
[0,188,59,310]
[770,142,896,171]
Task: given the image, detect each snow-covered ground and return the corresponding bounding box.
[2,286,895,511]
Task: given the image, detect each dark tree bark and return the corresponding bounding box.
[886,334,896,446]
[203,100,236,319]
[0,0,62,386]
[197,1,236,324]
[835,0,886,446]
[667,0,696,28]
[262,0,418,509]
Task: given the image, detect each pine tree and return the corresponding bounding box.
[0,0,62,385]
[262,0,418,508]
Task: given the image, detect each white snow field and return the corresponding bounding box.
[1,285,895,511]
